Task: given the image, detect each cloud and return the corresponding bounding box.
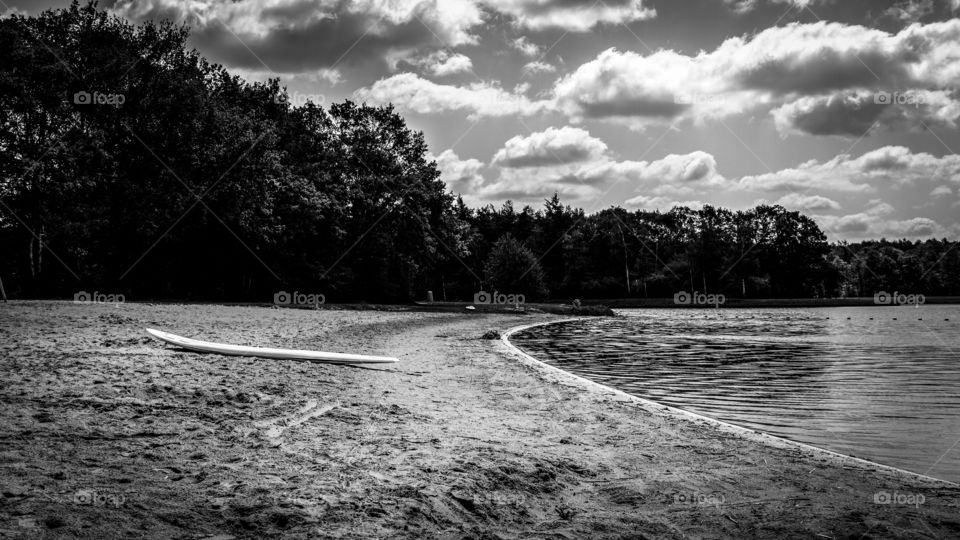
[883,0,936,23]
[930,185,954,197]
[489,150,726,204]
[432,149,484,195]
[521,61,556,75]
[775,193,842,211]
[354,73,553,119]
[772,89,960,136]
[482,150,726,205]
[624,195,704,210]
[411,51,474,76]
[816,203,945,238]
[106,0,484,73]
[738,146,960,193]
[510,36,541,57]
[612,151,726,186]
[553,48,701,128]
[482,0,655,31]
[551,20,960,131]
[474,169,601,203]
[492,127,608,168]
[883,217,939,236]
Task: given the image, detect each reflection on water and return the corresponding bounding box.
[512,306,960,482]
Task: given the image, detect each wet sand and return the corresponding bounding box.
[1,301,959,538]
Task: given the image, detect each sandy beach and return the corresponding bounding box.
[1,301,959,539]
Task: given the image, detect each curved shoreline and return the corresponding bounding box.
[501,317,957,487]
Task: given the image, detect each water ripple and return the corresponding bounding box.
[512,306,960,482]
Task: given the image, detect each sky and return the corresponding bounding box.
[7,0,960,240]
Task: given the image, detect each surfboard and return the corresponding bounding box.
[145,328,398,364]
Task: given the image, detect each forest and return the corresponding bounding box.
[2,3,959,302]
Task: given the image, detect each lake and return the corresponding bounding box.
[511,306,960,482]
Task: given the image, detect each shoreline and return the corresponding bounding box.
[7,297,960,310]
[501,318,957,487]
[3,302,960,538]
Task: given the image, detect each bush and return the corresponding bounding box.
[483,235,548,301]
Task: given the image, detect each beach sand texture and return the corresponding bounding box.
[1,301,959,539]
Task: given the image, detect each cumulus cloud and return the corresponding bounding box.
[815,201,944,238]
[481,150,726,205]
[609,152,727,186]
[477,129,723,205]
[411,51,474,76]
[521,61,556,75]
[553,48,702,127]
[883,0,936,23]
[551,20,960,131]
[738,146,960,193]
[474,169,601,202]
[482,0,655,31]
[624,195,704,210]
[724,0,817,14]
[493,151,726,206]
[354,73,553,119]
[775,193,842,211]
[492,127,607,168]
[772,89,960,136]
[432,149,484,195]
[930,185,954,197]
[510,36,541,57]
[106,0,484,72]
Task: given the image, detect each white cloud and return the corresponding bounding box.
[552,20,960,132]
[816,207,945,239]
[482,150,726,206]
[412,51,474,77]
[492,127,608,168]
[521,61,556,75]
[625,195,704,210]
[775,193,842,211]
[432,149,485,195]
[482,0,655,31]
[738,146,960,193]
[354,73,553,119]
[772,89,960,136]
[931,185,954,197]
[510,36,541,57]
[611,151,726,186]
[108,0,484,72]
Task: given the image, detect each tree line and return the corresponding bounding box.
[2,3,958,302]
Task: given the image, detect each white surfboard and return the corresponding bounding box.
[145,328,398,364]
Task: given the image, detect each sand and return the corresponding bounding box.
[1,301,959,539]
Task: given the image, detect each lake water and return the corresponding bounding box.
[511,306,960,482]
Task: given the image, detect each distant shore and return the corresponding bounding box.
[2,301,959,538]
